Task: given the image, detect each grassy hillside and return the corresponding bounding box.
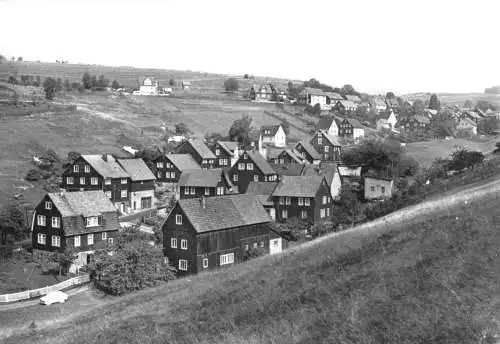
[3,177,500,343]
[404,92,500,108]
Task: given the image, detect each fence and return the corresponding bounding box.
[0,274,90,303]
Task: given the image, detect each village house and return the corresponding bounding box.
[325,92,344,109]
[338,165,363,193]
[336,100,358,112]
[338,118,365,140]
[301,163,342,200]
[162,194,283,276]
[116,159,157,212]
[376,110,398,131]
[178,169,233,199]
[32,190,120,271]
[211,141,240,168]
[385,98,401,113]
[245,181,279,220]
[268,148,304,165]
[271,176,333,224]
[271,164,307,178]
[260,124,287,148]
[133,77,160,96]
[424,108,438,118]
[299,87,329,110]
[153,154,201,183]
[174,139,217,169]
[181,81,192,90]
[60,154,131,214]
[398,115,431,138]
[456,117,478,136]
[230,151,278,193]
[372,98,388,113]
[462,110,483,124]
[317,116,339,137]
[249,84,275,102]
[294,141,321,165]
[310,130,343,162]
[364,176,394,200]
[344,94,361,103]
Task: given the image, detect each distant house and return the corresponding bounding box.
[269,149,304,165]
[117,159,157,212]
[133,77,159,96]
[385,98,401,112]
[271,176,333,224]
[364,176,394,200]
[336,100,358,112]
[60,154,131,214]
[299,87,329,110]
[153,154,201,183]
[456,117,477,136]
[260,124,287,148]
[249,84,275,102]
[398,115,431,138]
[178,170,233,199]
[167,135,187,144]
[162,194,279,276]
[211,141,240,168]
[271,164,306,177]
[424,108,438,118]
[181,81,192,90]
[372,99,387,113]
[174,139,217,169]
[376,110,398,131]
[245,181,279,220]
[317,116,339,137]
[310,130,343,162]
[463,110,484,124]
[344,94,361,103]
[32,190,120,271]
[325,92,344,109]
[338,165,363,192]
[294,141,321,165]
[230,151,278,193]
[338,118,365,140]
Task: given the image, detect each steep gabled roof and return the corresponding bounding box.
[295,141,321,160]
[49,190,117,218]
[317,117,336,131]
[178,170,223,187]
[183,139,217,159]
[245,181,278,206]
[281,149,304,164]
[271,164,306,176]
[319,130,342,146]
[459,117,477,127]
[272,176,326,198]
[81,155,130,179]
[344,118,364,129]
[325,92,343,100]
[165,154,201,171]
[301,163,337,184]
[177,194,271,233]
[246,151,276,174]
[260,125,282,137]
[300,87,327,96]
[217,141,239,156]
[117,158,156,181]
[337,100,356,108]
[344,94,361,102]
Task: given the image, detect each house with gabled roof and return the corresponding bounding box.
[153,154,201,183]
[260,124,286,148]
[325,92,344,109]
[301,163,342,200]
[249,84,275,102]
[133,77,160,96]
[398,115,431,138]
[338,118,365,140]
[245,181,279,220]
[309,130,343,162]
[372,98,387,113]
[174,139,216,169]
[456,117,477,136]
[300,87,329,110]
[162,194,281,276]
[294,141,321,165]
[178,169,233,199]
[117,158,157,212]
[377,110,398,131]
[344,94,361,103]
[271,176,333,224]
[61,154,131,213]
[337,165,363,192]
[364,176,394,200]
[336,100,358,112]
[269,149,305,165]
[271,164,306,178]
[32,190,120,271]
[211,141,240,168]
[317,116,339,137]
[229,151,278,193]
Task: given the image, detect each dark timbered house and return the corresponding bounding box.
[178,169,233,199]
[211,141,240,168]
[294,141,321,165]
[309,130,343,162]
[153,154,201,183]
[230,151,278,193]
[117,158,157,212]
[174,139,216,169]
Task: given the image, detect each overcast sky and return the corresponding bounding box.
[1,0,499,94]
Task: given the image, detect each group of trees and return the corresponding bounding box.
[82,72,111,91]
[228,115,256,147]
[224,78,239,92]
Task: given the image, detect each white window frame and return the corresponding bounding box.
[254,175,259,182]
[166,162,171,168]
[105,178,111,185]
[171,237,178,248]
[216,186,224,195]
[37,215,46,226]
[156,162,164,168]
[184,187,189,195]
[282,209,288,219]
[181,239,188,250]
[102,232,107,240]
[86,216,99,227]
[66,177,74,185]
[203,258,209,268]
[105,191,112,198]
[301,210,307,219]
[45,201,52,210]
[157,172,162,178]
[298,197,304,206]
[204,187,210,196]
[73,165,79,173]
[285,197,291,205]
[233,174,238,182]
[318,137,323,144]
[246,163,254,170]
[84,165,91,173]
[51,235,61,247]
[37,233,46,245]
[80,177,85,185]
[51,216,60,228]
[326,207,331,217]
[175,214,182,225]
[121,190,127,198]
[190,187,195,195]
[179,259,188,271]
[320,209,326,218]
[91,177,98,185]
[121,178,127,184]
[238,163,245,170]
[215,149,220,156]
[279,197,284,205]
[324,146,329,153]
[305,198,311,206]
[202,159,207,165]
[74,235,81,247]
[220,253,235,266]
[87,234,94,245]
[259,241,264,248]
[108,237,114,244]
[322,195,327,205]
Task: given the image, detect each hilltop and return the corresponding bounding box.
[2,174,500,343]
[403,91,500,108]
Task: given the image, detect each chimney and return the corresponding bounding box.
[200,196,206,209]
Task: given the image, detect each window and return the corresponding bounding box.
[37,215,46,226]
[66,177,74,185]
[157,172,162,178]
[156,162,164,168]
[166,162,171,168]
[51,235,61,247]
[105,178,111,185]
[141,197,152,209]
[253,242,258,248]
[91,177,98,185]
[175,214,182,225]
[80,177,85,185]
[322,195,327,205]
[190,187,195,195]
[179,259,188,271]
[233,174,238,182]
[219,158,226,166]
[74,235,81,247]
[121,179,127,184]
[301,210,307,219]
[244,244,249,251]
[121,190,127,198]
[181,239,188,250]
[254,175,259,182]
[87,234,94,245]
[105,191,112,198]
[202,159,207,165]
[203,258,209,268]
[298,197,304,206]
[259,241,264,248]
[324,146,329,153]
[204,187,210,196]
[220,253,234,266]
[326,207,331,217]
[84,165,91,173]
[279,197,284,205]
[73,165,79,173]
[285,197,291,205]
[382,186,386,194]
[246,163,253,170]
[171,172,176,179]
[305,198,311,206]
[238,163,245,170]
[370,186,375,192]
[102,232,107,240]
[282,209,288,219]
[45,201,52,210]
[86,216,99,227]
[108,237,114,244]
[320,209,326,218]
[51,217,60,228]
[171,237,178,248]
[318,137,323,144]
[184,187,189,195]
[216,187,224,195]
[37,233,46,245]
[215,149,220,156]
[243,153,248,159]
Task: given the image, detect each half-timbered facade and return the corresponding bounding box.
[338,118,365,140]
[230,151,278,193]
[309,130,343,162]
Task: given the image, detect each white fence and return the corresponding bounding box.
[0,274,90,303]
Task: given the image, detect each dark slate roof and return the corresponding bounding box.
[178,170,223,187]
[246,151,276,174]
[300,87,327,96]
[166,154,201,171]
[345,118,364,129]
[271,164,306,176]
[218,141,238,156]
[301,163,337,183]
[81,155,130,179]
[295,141,321,160]
[319,130,342,146]
[325,92,343,100]
[117,158,156,181]
[260,125,282,137]
[266,147,286,159]
[272,176,326,198]
[178,194,271,233]
[186,139,216,159]
[245,181,278,206]
[317,117,335,131]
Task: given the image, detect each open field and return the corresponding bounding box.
[404,91,500,108]
[2,170,500,343]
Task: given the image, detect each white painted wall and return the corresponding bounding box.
[130,190,156,212]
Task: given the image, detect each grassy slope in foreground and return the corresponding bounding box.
[6,182,500,344]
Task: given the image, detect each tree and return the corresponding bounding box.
[243,74,249,79]
[224,78,239,92]
[477,117,500,135]
[50,248,78,276]
[412,99,425,113]
[35,75,41,87]
[229,115,253,147]
[111,80,120,89]
[17,56,23,62]
[175,122,191,136]
[476,100,491,112]
[82,72,92,89]
[168,78,176,86]
[134,148,162,167]
[56,78,63,92]
[96,75,109,90]
[449,149,484,171]
[0,204,27,246]
[25,168,42,181]
[386,92,395,99]
[204,132,224,145]
[463,100,473,109]
[341,84,356,96]
[0,54,4,63]
[91,75,97,90]
[337,189,364,227]
[63,79,71,92]
[428,94,441,111]
[8,76,17,84]
[341,139,403,174]
[43,77,58,100]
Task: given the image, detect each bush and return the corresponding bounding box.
[43,77,57,100]
[224,78,239,92]
[25,169,42,181]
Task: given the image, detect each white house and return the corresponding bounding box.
[300,87,329,110]
[133,77,159,96]
[376,110,398,131]
[457,117,478,135]
[317,117,339,137]
[260,124,287,148]
[372,99,387,113]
